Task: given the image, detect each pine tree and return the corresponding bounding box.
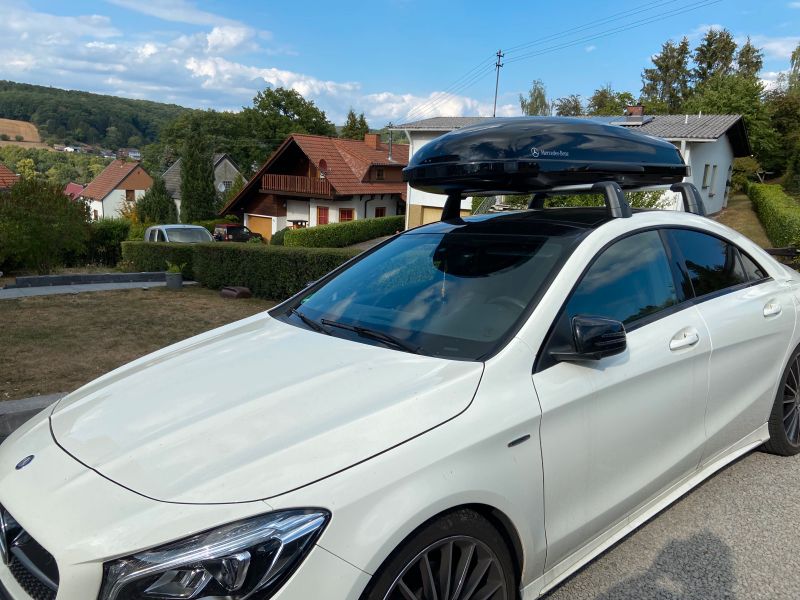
[641,37,692,113]
[693,28,737,84]
[736,37,764,80]
[357,113,369,136]
[136,176,177,223]
[339,109,369,140]
[519,80,550,116]
[179,119,217,222]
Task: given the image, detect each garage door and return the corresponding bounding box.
[421,206,471,225]
[247,215,273,241]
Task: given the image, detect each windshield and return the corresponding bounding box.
[278,231,576,360]
[167,228,213,243]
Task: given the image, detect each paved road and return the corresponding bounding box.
[543,450,800,599]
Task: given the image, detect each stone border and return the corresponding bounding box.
[7,272,167,288]
[0,394,65,436]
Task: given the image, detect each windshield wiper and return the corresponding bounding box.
[320,319,420,354]
[288,306,330,335]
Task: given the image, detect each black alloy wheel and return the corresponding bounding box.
[363,509,515,600]
[764,345,800,456]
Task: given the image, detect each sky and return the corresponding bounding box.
[0,0,798,126]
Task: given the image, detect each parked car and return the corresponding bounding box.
[213,223,263,242]
[1,119,798,600]
[143,224,213,243]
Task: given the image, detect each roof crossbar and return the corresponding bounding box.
[670,182,706,216]
[524,182,632,219]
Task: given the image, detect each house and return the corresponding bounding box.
[63,182,85,200]
[80,160,153,220]
[163,153,242,218]
[393,112,752,224]
[221,133,408,241]
[0,163,19,191]
[117,148,141,161]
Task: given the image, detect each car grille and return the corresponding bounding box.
[0,506,58,600]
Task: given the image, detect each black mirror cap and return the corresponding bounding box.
[552,315,627,362]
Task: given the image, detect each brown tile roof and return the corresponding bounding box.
[0,163,18,189]
[221,134,409,214]
[81,160,141,201]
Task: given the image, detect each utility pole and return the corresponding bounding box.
[493,49,504,118]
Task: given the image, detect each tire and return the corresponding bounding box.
[361,509,516,600]
[763,344,800,456]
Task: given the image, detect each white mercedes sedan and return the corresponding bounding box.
[0,206,797,600]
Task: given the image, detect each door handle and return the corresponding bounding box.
[763,301,782,318]
[670,329,700,351]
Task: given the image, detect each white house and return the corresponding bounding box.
[162,153,243,219]
[80,160,153,220]
[393,114,752,225]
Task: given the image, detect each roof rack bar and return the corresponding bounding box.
[441,193,463,221]
[591,182,632,219]
[528,193,548,210]
[670,182,706,216]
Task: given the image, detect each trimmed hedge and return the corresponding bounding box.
[284,215,403,248]
[121,242,195,278]
[193,243,358,299]
[748,184,800,247]
[86,218,131,266]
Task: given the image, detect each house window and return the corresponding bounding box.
[340,208,354,222]
[701,164,711,189]
[374,206,386,218]
[709,165,718,197]
[223,180,232,191]
[125,189,135,202]
[92,209,99,220]
[317,206,329,225]
[376,167,385,181]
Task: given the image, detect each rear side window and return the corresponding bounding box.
[740,251,768,281]
[669,229,747,297]
[567,230,678,325]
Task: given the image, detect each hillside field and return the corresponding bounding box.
[0,118,49,149]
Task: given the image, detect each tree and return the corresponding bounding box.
[554,95,583,116]
[340,109,370,140]
[0,178,89,273]
[764,87,800,173]
[785,141,800,194]
[223,172,245,205]
[246,87,336,144]
[519,80,550,116]
[641,37,692,113]
[136,176,177,223]
[586,85,634,116]
[790,42,800,92]
[693,28,737,84]
[736,37,764,80]
[179,118,217,222]
[15,158,36,180]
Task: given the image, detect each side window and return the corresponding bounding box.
[567,230,679,326]
[669,229,747,297]
[740,251,768,282]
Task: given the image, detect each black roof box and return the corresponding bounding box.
[403,117,689,195]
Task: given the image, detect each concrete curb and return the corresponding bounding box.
[7,272,167,288]
[0,393,65,436]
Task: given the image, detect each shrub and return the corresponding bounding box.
[0,178,89,273]
[732,157,761,193]
[0,134,8,141]
[748,184,800,247]
[127,221,149,241]
[14,135,23,142]
[193,243,358,299]
[86,218,131,266]
[136,176,177,223]
[121,242,195,278]
[284,215,404,248]
[271,227,289,246]
[785,141,800,195]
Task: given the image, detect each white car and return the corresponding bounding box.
[143,224,213,243]
[1,120,798,600]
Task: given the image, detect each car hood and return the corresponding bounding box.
[50,313,483,504]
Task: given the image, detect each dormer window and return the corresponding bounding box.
[376,167,385,181]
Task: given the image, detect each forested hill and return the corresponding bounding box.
[0,81,193,149]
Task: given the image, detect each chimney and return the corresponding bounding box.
[364,133,380,149]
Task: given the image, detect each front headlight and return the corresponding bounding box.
[99,509,329,600]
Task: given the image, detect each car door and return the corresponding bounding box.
[532,229,711,569]
[664,228,797,463]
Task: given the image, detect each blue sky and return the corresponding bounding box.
[1,0,798,126]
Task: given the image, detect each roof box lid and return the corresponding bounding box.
[403,117,689,196]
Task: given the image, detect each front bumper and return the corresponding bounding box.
[0,414,370,600]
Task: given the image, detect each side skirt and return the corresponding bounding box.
[521,423,769,599]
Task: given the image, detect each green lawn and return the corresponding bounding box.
[715,193,772,248]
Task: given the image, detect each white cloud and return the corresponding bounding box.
[585,45,596,53]
[788,2,800,8]
[749,35,800,60]
[363,91,517,122]
[206,26,258,54]
[761,70,789,90]
[106,0,238,27]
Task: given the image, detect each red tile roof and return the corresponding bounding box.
[0,163,19,190]
[81,160,140,201]
[222,134,409,214]
[63,182,85,200]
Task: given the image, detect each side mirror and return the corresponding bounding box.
[552,315,627,362]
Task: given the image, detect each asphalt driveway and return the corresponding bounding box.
[543,450,800,599]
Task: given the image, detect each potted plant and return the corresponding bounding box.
[165,261,185,290]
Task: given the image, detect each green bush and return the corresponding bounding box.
[284,215,403,248]
[748,184,800,247]
[271,227,289,246]
[136,176,177,223]
[191,216,239,233]
[86,218,130,266]
[0,178,90,273]
[121,242,195,278]
[732,157,761,193]
[193,243,358,299]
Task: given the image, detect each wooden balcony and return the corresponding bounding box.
[260,174,332,198]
